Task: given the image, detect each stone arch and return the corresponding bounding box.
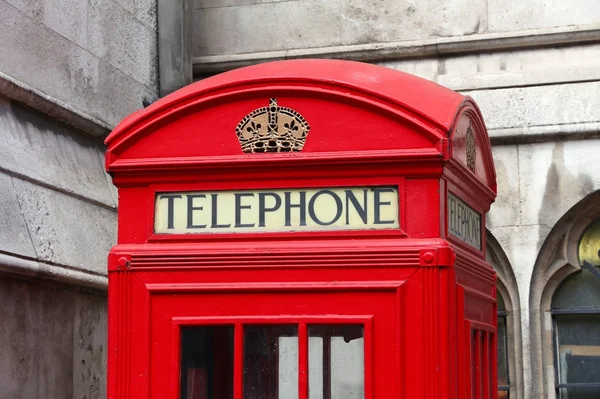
[486,229,524,399]
[528,190,600,398]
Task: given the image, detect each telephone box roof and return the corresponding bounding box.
[106,59,465,147]
[104,59,494,194]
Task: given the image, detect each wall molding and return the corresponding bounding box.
[0,72,111,140]
[489,121,600,146]
[0,251,108,291]
[192,24,600,74]
[158,0,194,96]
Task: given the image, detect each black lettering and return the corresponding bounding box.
[258,192,282,227]
[457,204,463,238]
[234,193,255,228]
[372,187,396,225]
[475,217,481,247]
[308,190,342,226]
[186,194,207,228]
[467,211,472,239]
[449,196,456,235]
[284,191,307,227]
[345,190,368,225]
[211,194,231,228]
[159,194,182,229]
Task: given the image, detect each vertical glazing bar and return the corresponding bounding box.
[234,323,243,399]
[323,329,331,399]
[364,319,374,399]
[482,332,490,399]
[491,331,498,399]
[299,322,308,399]
[475,331,481,399]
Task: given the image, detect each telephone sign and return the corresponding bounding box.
[154,186,399,234]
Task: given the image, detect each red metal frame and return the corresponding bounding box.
[105,59,498,398]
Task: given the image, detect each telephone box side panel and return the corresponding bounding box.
[403,178,443,240]
[107,270,152,399]
[403,266,458,399]
[115,186,154,245]
[454,249,498,399]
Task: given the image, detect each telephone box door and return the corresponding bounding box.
[144,277,408,399]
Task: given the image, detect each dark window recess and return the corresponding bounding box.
[180,326,234,399]
[497,293,510,398]
[552,223,600,399]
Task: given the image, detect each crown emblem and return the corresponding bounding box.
[236,98,310,153]
[466,125,476,172]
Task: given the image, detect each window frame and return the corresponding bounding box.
[173,315,374,398]
[497,306,510,396]
[552,294,600,396]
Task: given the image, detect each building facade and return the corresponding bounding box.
[2,0,600,397]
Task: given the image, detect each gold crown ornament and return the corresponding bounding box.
[236,98,310,153]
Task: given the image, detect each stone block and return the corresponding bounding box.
[378,59,438,83]
[465,81,600,131]
[0,277,75,399]
[488,0,600,32]
[517,140,600,228]
[0,98,116,208]
[12,178,116,275]
[43,0,88,47]
[196,0,263,8]
[88,0,157,87]
[0,173,36,258]
[134,0,157,29]
[5,0,43,20]
[486,145,520,229]
[0,0,156,129]
[113,0,134,13]
[489,224,550,308]
[340,0,486,45]
[193,0,343,56]
[72,292,107,399]
[439,44,600,92]
[195,0,292,8]
[380,44,600,93]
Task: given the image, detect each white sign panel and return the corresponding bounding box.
[155,186,399,234]
[448,192,481,250]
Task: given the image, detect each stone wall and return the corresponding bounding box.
[0,96,116,398]
[0,1,156,396]
[0,98,117,287]
[1,0,158,134]
[0,276,107,399]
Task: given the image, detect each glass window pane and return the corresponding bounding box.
[498,387,509,399]
[559,386,600,399]
[244,325,298,399]
[497,316,509,387]
[578,219,600,266]
[181,326,234,399]
[556,314,600,387]
[308,325,364,399]
[552,269,600,310]
[471,330,477,399]
[497,294,506,312]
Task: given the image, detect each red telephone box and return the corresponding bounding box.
[105,59,497,398]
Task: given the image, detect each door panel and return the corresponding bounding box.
[148,288,403,398]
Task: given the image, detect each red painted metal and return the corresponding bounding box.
[105,59,498,398]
